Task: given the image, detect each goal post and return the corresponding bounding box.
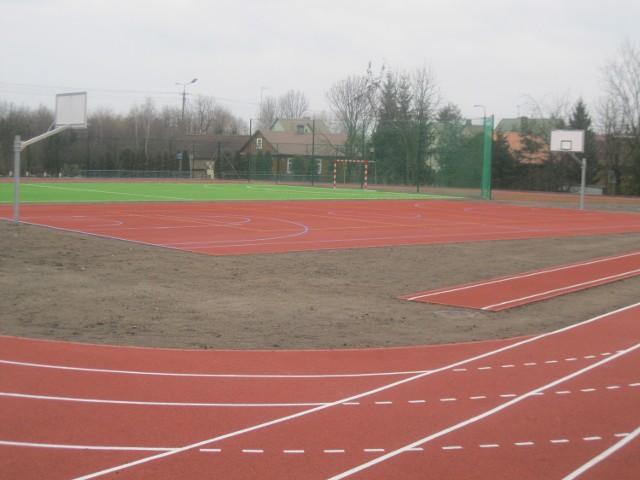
[333,159,369,190]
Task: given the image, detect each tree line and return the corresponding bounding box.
[1,40,639,195]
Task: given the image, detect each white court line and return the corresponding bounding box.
[71,302,640,480]
[0,392,325,408]
[0,359,431,379]
[406,251,640,302]
[176,225,640,252]
[329,342,640,480]
[562,425,640,480]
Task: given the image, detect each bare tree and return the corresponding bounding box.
[599,38,640,194]
[411,64,440,124]
[277,89,309,118]
[257,96,278,130]
[139,98,157,157]
[326,74,378,157]
[188,95,216,135]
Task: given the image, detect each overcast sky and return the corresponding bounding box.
[1,0,638,124]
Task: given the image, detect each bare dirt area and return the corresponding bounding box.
[1,200,639,351]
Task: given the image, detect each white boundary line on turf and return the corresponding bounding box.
[562,425,640,480]
[328,342,640,479]
[71,302,640,480]
[23,183,193,202]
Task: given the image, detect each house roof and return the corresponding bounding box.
[243,130,348,157]
[498,131,548,165]
[270,118,332,135]
[496,117,557,134]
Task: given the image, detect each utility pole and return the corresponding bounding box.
[175,78,197,176]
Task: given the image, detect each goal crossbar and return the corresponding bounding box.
[333,159,369,190]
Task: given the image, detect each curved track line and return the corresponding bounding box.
[328,342,640,480]
[70,302,640,480]
[0,359,430,379]
[0,392,325,408]
[0,440,174,453]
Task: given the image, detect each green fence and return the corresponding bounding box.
[12,117,494,199]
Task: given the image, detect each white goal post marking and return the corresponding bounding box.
[333,159,369,190]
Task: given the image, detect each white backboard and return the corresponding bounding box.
[550,130,584,153]
[55,92,87,128]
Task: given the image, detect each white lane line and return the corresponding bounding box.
[404,251,640,302]
[328,342,640,480]
[0,392,325,408]
[0,359,430,379]
[73,302,640,480]
[563,426,640,480]
[0,440,173,452]
[482,267,640,310]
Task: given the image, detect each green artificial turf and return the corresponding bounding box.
[1,181,456,204]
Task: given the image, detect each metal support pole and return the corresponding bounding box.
[569,152,587,210]
[13,136,21,224]
[579,158,587,210]
[11,125,72,224]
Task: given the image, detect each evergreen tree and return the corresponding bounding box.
[491,131,521,189]
[568,98,598,184]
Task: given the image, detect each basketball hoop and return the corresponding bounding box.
[12,92,88,223]
[550,130,587,210]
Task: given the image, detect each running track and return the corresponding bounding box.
[401,250,640,310]
[2,200,639,477]
[1,302,639,479]
[2,200,640,255]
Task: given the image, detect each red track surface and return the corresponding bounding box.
[2,200,640,255]
[401,250,640,310]
[1,302,639,479]
[2,200,639,478]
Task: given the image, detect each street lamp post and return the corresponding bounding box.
[176,78,197,176]
[474,104,486,120]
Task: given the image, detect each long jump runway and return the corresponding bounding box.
[2,200,640,255]
[1,302,639,478]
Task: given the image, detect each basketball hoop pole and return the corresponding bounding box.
[12,125,72,224]
[551,130,587,210]
[564,151,587,210]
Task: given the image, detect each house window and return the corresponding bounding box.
[315,159,322,175]
[256,138,262,150]
[296,124,305,134]
[286,158,293,174]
